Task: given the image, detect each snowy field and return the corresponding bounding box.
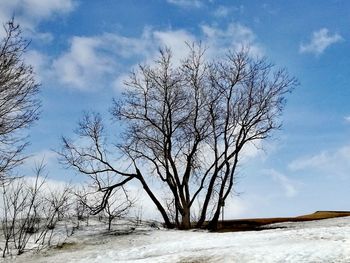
[6,216,350,263]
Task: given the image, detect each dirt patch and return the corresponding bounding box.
[216,211,350,232]
[54,242,78,250]
[177,256,218,263]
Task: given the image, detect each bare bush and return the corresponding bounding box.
[0,163,73,257]
[1,166,45,256]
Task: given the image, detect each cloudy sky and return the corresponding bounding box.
[1,0,350,219]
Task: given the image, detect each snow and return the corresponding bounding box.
[8,216,350,262]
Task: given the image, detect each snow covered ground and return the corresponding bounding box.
[7,216,350,263]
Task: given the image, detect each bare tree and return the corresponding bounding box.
[1,177,26,257]
[0,164,45,256]
[73,175,133,230]
[0,163,73,257]
[59,44,297,230]
[74,186,90,227]
[103,187,133,231]
[35,184,71,248]
[0,18,41,179]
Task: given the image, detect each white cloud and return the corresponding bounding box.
[153,29,196,63]
[289,152,328,171]
[344,116,350,123]
[213,5,244,18]
[299,28,343,56]
[52,22,262,91]
[23,149,59,170]
[265,169,298,198]
[112,73,129,92]
[288,145,350,178]
[0,0,76,23]
[51,29,157,90]
[25,176,73,194]
[22,0,75,19]
[240,140,265,163]
[0,1,74,87]
[167,0,203,8]
[52,36,116,90]
[24,50,50,82]
[0,0,76,38]
[20,149,66,182]
[213,6,230,17]
[53,29,196,91]
[201,23,264,58]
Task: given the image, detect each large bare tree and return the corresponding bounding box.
[60,44,297,229]
[0,19,41,179]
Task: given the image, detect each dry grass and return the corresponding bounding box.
[216,211,350,232]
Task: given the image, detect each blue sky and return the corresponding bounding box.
[1,0,350,219]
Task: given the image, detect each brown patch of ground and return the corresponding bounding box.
[216,211,350,232]
[54,242,78,250]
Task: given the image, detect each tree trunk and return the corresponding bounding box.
[108,217,112,231]
[136,170,174,228]
[207,205,221,231]
[196,170,218,228]
[180,207,191,229]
